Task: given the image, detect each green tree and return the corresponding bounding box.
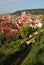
[20,26,32,38]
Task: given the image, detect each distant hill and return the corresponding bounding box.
[10,9,44,15]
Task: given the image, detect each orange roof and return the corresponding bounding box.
[23,23,29,26]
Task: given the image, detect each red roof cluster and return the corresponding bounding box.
[0,12,42,38]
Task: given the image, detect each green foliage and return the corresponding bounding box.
[20,26,32,38]
[22,31,44,65]
[0,39,27,64]
[0,32,6,46]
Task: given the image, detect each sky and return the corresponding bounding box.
[0,0,44,14]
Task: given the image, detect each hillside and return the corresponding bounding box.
[11,9,44,15]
